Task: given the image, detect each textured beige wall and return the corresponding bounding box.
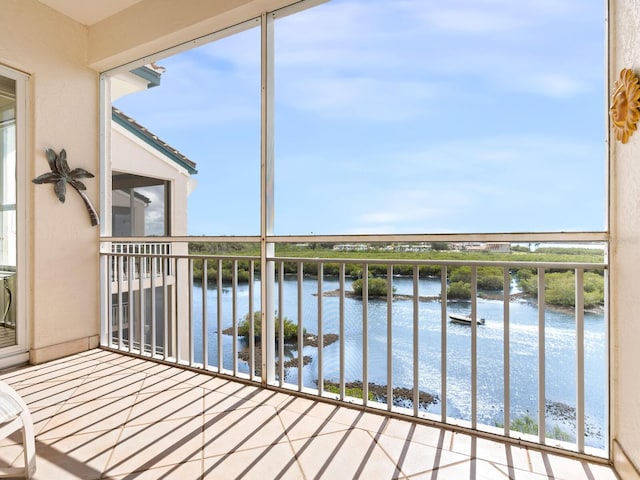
[1,0,100,363]
[610,0,640,476]
[112,124,192,236]
[0,0,305,365]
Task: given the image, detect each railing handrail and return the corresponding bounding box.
[99,231,608,244]
[101,251,606,271]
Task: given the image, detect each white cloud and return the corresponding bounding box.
[519,73,589,98]
[279,75,437,121]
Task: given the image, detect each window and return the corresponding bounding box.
[112,173,169,236]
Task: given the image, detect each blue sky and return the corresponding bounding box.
[113,0,605,236]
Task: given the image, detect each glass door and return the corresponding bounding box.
[0,73,18,349]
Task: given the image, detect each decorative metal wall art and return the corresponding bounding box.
[610,68,640,144]
[32,147,99,226]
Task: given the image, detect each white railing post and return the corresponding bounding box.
[576,268,585,451]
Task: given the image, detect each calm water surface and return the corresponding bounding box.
[192,275,606,448]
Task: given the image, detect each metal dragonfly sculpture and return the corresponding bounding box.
[32,147,99,226]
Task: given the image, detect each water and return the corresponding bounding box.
[191,275,606,448]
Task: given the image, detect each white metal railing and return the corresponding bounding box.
[109,242,173,282]
[99,238,608,459]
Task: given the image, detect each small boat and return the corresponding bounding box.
[449,313,485,326]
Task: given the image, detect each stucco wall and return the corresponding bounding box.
[610,0,640,477]
[1,0,100,363]
[111,124,191,236]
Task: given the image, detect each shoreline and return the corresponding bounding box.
[319,289,604,315]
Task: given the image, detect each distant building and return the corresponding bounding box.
[333,244,368,251]
[485,242,511,253]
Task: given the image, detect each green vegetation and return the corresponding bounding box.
[495,415,573,442]
[351,277,394,298]
[188,242,605,309]
[324,383,375,401]
[237,311,305,342]
[516,269,604,309]
[447,281,471,299]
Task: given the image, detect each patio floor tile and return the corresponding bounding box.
[0,350,618,479]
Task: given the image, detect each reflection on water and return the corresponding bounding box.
[192,276,606,448]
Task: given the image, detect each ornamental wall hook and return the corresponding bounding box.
[32,147,99,226]
[610,68,640,144]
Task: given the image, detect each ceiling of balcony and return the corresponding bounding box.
[37,0,144,26]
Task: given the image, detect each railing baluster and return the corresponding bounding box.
[317,263,324,396]
[117,255,124,350]
[128,256,134,354]
[278,261,284,387]
[217,259,223,372]
[441,265,447,422]
[202,259,208,369]
[413,265,420,416]
[576,268,585,451]
[188,258,194,366]
[503,266,511,437]
[339,263,345,401]
[538,267,546,444]
[249,261,255,380]
[297,261,304,391]
[175,257,181,363]
[150,255,157,356]
[471,266,478,429]
[107,253,113,348]
[362,264,369,407]
[162,255,169,360]
[387,264,393,412]
[139,256,146,354]
[233,259,238,376]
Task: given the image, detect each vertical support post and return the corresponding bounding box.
[260,12,276,385]
[99,74,112,347]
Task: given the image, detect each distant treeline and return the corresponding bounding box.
[188,242,605,308]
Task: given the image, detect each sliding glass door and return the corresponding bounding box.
[0,66,27,363]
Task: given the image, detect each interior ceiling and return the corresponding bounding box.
[37,0,145,26]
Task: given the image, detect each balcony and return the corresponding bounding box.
[99,237,610,457]
[0,349,617,479]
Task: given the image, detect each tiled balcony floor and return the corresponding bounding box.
[0,349,618,479]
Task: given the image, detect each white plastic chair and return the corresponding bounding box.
[0,381,35,478]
